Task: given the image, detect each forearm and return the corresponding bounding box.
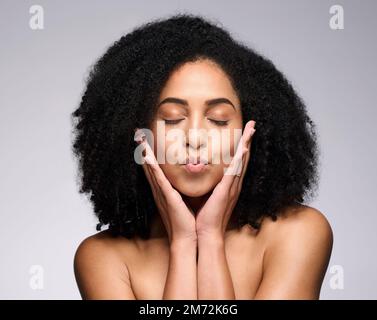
[197,234,236,299]
[162,239,198,299]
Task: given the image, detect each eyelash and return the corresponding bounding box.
[210,119,229,126]
[164,119,184,125]
[163,119,229,126]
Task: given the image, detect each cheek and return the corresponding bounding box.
[153,127,187,164]
[209,130,238,166]
[228,127,240,157]
[159,163,175,182]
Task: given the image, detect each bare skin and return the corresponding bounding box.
[74,205,333,299]
[74,59,333,300]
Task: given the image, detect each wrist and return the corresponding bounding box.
[197,231,225,248]
[170,236,198,251]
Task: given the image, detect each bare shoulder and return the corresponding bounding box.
[74,229,135,256]
[254,205,333,299]
[74,230,137,299]
[260,204,333,247]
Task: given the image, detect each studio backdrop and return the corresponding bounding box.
[0,0,376,299]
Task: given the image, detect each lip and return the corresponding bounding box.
[184,162,208,173]
[184,156,209,165]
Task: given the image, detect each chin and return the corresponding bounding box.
[176,184,212,197]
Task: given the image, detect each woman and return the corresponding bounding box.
[71,13,333,300]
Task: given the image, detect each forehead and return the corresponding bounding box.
[158,59,239,104]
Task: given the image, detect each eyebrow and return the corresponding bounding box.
[157,97,236,110]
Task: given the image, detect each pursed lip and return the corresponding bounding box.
[183,163,208,173]
[181,156,209,173]
[183,156,209,165]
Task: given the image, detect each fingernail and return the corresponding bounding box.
[246,120,256,131]
[134,128,146,143]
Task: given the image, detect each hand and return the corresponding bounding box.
[135,129,197,244]
[195,120,256,239]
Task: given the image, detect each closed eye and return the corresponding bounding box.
[208,119,229,126]
[163,118,229,126]
[163,119,184,125]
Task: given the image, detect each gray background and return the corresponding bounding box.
[0,0,376,299]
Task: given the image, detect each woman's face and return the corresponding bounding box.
[150,59,243,197]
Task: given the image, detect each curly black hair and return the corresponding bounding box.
[71,13,320,239]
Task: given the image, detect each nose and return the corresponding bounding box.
[186,128,207,150]
[185,115,207,151]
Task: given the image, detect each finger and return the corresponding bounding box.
[230,144,249,196]
[142,157,157,192]
[134,129,173,234]
[138,140,172,231]
[139,144,160,201]
[235,121,256,178]
[232,125,256,195]
[142,139,175,197]
[223,120,255,188]
[223,132,245,178]
[142,159,173,238]
[143,152,164,201]
[239,126,256,184]
[134,128,161,200]
[234,120,256,179]
[140,141,164,201]
[229,144,250,199]
[222,138,245,189]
